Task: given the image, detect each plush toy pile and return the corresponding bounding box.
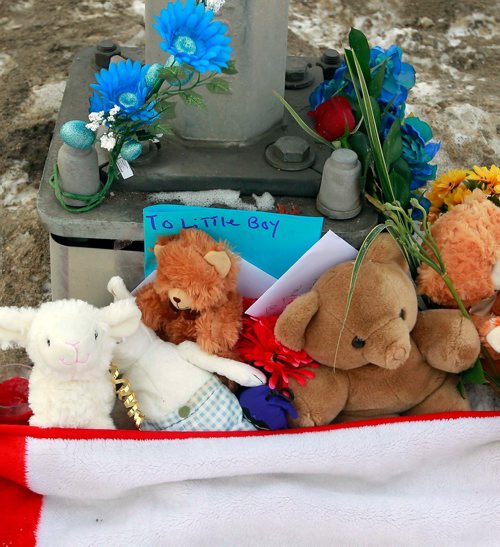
[0,225,492,431]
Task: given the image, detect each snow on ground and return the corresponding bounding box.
[22,81,67,120]
[148,189,275,211]
[0,161,35,208]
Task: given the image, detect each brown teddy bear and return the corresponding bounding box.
[136,229,243,358]
[274,234,481,427]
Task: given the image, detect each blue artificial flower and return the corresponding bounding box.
[309,45,416,110]
[370,45,415,107]
[380,103,406,140]
[89,59,159,125]
[309,66,349,109]
[153,0,232,74]
[401,117,440,190]
[410,194,431,220]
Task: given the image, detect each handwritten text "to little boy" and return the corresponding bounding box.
[145,214,281,239]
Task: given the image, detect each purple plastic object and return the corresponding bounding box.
[238,385,298,431]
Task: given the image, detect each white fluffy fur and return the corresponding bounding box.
[0,298,141,429]
[108,276,265,424]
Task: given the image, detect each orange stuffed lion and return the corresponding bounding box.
[418,190,500,371]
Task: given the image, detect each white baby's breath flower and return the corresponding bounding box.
[206,0,225,14]
[85,121,100,132]
[88,110,105,123]
[109,105,121,116]
[100,132,116,151]
[107,115,115,123]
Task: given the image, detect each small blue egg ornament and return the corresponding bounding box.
[60,120,96,149]
[121,139,143,162]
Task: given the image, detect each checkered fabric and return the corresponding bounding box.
[140,376,256,432]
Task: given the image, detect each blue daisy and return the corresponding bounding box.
[401,117,440,190]
[89,59,159,125]
[153,0,232,74]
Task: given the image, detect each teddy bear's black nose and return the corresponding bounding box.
[173,297,181,303]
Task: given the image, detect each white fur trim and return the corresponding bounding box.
[25,415,500,545]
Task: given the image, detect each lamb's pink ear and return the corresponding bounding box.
[0,307,37,348]
[100,300,142,339]
[204,251,231,278]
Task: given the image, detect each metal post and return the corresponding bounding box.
[145,0,289,144]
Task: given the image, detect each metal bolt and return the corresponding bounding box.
[286,58,308,83]
[321,49,342,67]
[95,41,121,69]
[318,49,342,80]
[271,136,311,164]
[285,57,315,90]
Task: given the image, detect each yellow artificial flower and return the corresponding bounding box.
[430,169,468,199]
[467,164,500,187]
[443,185,472,209]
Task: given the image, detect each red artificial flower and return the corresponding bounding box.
[238,311,319,390]
[309,96,356,141]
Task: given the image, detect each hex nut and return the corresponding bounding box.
[271,136,311,163]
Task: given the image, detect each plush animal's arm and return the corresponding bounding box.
[177,341,266,387]
[195,292,243,355]
[412,309,480,373]
[274,291,320,352]
[135,283,176,338]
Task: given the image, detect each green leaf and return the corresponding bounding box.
[348,132,372,178]
[348,28,371,85]
[489,194,500,206]
[370,97,382,132]
[156,124,174,136]
[392,158,412,185]
[159,101,177,120]
[332,224,387,367]
[369,59,387,98]
[460,358,487,385]
[344,49,395,203]
[457,378,466,399]
[390,170,410,207]
[179,90,207,109]
[272,91,336,149]
[383,120,403,167]
[159,65,188,84]
[222,60,238,75]
[206,77,232,94]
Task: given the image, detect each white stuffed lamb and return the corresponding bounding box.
[0,298,141,429]
[107,276,266,431]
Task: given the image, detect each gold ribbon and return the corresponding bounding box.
[109,364,145,429]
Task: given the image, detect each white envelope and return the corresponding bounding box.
[246,230,358,317]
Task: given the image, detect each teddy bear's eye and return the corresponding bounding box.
[400,309,406,320]
[46,338,51,347]
[94,331,98,340]
[352,337,366,349]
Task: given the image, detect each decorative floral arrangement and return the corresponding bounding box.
[279,29,439,212]
[426,164,500,222]
[50,0,236,212]
[238,311,319,391]
[280,28,497,391]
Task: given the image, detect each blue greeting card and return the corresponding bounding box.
[143,205,324,278]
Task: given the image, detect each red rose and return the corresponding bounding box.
[309,96,356,141]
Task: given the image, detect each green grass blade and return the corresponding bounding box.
[345,50,395,203]
[332,223,387,368]
[273,91,336,149]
